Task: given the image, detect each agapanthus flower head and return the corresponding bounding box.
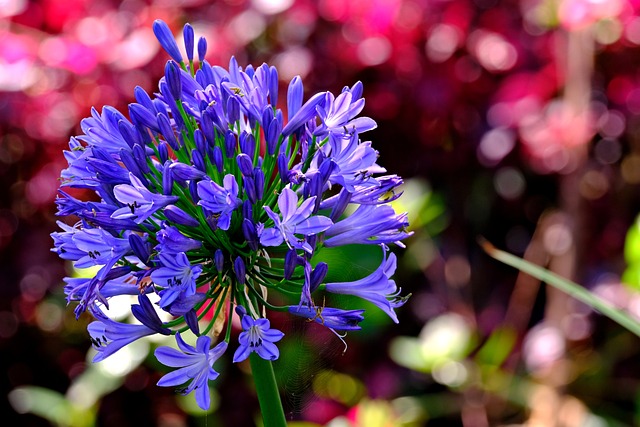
[51,19,412,410]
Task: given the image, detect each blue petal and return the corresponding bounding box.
[278,187,298,222]
[157,366,192,387]
[257,341,280,360]
[195,379,211,410]
[232,344,251,363]
[155,346,192,367]
[259,228,283,247]
[293,215,333,235]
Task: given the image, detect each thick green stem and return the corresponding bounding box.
[249,353,287,427]
[481,239,640,338]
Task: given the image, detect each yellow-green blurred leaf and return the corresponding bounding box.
[9,386,95,427]
[474,326,516,367]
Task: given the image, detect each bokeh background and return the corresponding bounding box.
[4,0,640,425]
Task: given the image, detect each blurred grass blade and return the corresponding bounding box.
[481,239,640,339]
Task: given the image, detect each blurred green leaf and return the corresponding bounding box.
[391,178,448,234]
[9,386,95,427]
[623,217,640,290]
[624,217,640,264]
[313,244,382,283]
[389,336,429,372]
[390,313,475,373]
[474,326,516,367]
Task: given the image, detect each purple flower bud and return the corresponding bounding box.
[170,162,206,182]
[239,132,255,157]
[266,118,282,155]
[104,265,134,282]
[162,164,174,195]
[254,168,264,201]
[319,158,336,184]
[184,309,199,335]
[234,256,246,285]
[165,85,186,130]
[220,77,231,104]
[153,19,183,63]
[262,107,274,132]
[194,129,206,158]
[165,61,182,101]
[244,176,257,204]
[269,65,279,108]
[156,113,179,150]
[206,144,215,164]
[119,149,144,181]
[277,153,290,184]
[129,103,160,133]
[227,97,240,123]
[164,205,200,227]
[235,304,247,317]
[330,188,352,221]
[183,23,194,62]
[118,120,142,148]
[134,86,155,113]
[158,141,169,164]
[236,153,253,177]
[242,199,253,221]
[284,249,298,280]
[130,293,171,335]
[214,249,224,272]
[191,149,205,173]
[184,176,197,198]
[310,262,328,293]
[282,91,325,136]
[129,233,151,266]
[152,98,166,114]
[200,111,216,145]
[242,219,258,251]
[88,157,130,185]
[287,76,303,121]
[197,36,207,62]
[212,146,223,171]
[224,131,236,158]
[307,234,318,255]
[133,144,151,174]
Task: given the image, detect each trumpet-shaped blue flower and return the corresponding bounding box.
[324,204,411,248]
[155,333,227,410]
[260,187,333,253]
[322,132,386,191]
[325,251,406,323]
[151,252,202,308]
[156,225,202,254]
[89,298,168,362]
[197,174,241,230]
[112,173,179,223]
[313,85,377,138]
[52,224,130,277]
[233,307,284,363]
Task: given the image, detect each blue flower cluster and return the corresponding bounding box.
[51,20,411,410]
